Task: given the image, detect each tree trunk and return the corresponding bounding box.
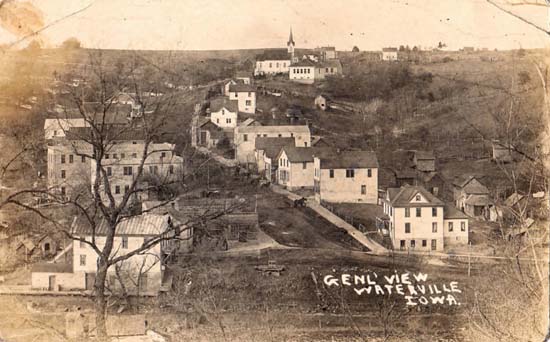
[94,261,109,339]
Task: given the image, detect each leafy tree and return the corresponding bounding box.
[352,46,360,52]
[61,37,81,49]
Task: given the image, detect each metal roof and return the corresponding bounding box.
[72,214,171,236]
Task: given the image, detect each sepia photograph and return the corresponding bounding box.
[0,0,549,341]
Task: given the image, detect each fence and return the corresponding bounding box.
[319,200,368,234]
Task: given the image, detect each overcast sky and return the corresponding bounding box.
[1,0,549,51]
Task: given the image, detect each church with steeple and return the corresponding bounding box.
[253,26,298,76]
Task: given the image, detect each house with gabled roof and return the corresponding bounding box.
[234,125,311,164]
[413,150,436,172]
[31,213,189,294]
[276,146,334,190]
[228,84,256,114]
[209,96,238,128]
[382,47,398,61]
[453,175,492,218]
[255,137,295,181]
[313,150,379,204]
[382,185,469,251]
[254,50,292,76]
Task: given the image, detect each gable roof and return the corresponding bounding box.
[386,185,444,207]
[319,151,378,169]
[382,47,398,52]
[444,204,469,219]
[209,97,238,113]
[237,125,310,134]
[291,59,317,67]
[453,176,489,194]
[72,214,172,236]
[415,150,435,160]
[228,84,256,93]
[255,137,295,160]
[280,146,334,163]
[239,118,259,127]
[256,49,291,61]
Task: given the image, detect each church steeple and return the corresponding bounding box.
[287,27,295,62]
[287,27,295,47]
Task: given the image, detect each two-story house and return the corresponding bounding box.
[234,125,311,164]
[254,137,295,181]
[31,213,191,293]
[276,146,333,190]
[227,84,256,114]
[313,151,378,204]
[209,96,238,128]
[383,185,469,252]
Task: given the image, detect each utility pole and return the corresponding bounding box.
[468,241,472,277]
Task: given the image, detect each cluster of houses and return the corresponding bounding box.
[253,28,343,84]
[31,94,260,295]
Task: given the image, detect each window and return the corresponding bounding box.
[432,207,437,217]
[269,63,272,68]
[431,239,437,250]
[169,165,174,174]
[246,100,251,106]
[161,152,166,158]
[69,155,74,163]
[415,195,421,201]
[400,240,405,250]
[411,240,415,248]
[303,162,307,169]
[121,153,125,159]
[79,238,85,248]
[221,109,225,115]
[367,169,372,177]
[115,185,120,194]
[361,185,366,195]
[461,222,466,232]
[448,222,454,232]
[405,207,410,217]
[132,153,137,158]
[124,185,129,194]
[81,155,86,163]
[123,166,132,176]
[416,208,421,217]
[346,169,355,178]
[105,154,109,159]
[226,118,231,124]
[216,118,220,124]
[107,167,112,176]
[121,236,128,249]
[80,255,86,266]
[61,170,66,178]
[405,223,411,233]
[422,240,427,247]
[234,93,238,98]
[329,169,334,178]
[432,222,437,233]
[61,155,65,164]
[243,134,248,142]
[113,153,117,159]
[60,187,66,196]
[248,92,252,97]
[304,142,308,147]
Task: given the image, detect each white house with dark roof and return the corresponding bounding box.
[382,185,469,252]
[382,47,398,61]
[254,50,292,76]
[254,137,295,181]
[31,213,190,294]
[228,84,256,114]
[289,59,343,84]
[209,96,238,128]
[313,150,379,204]
[234,125,311,164]
[276,146,333,190]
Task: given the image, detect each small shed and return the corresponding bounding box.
[314,94,331,111]
[492,140,514,163]
[413,150,436,172]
